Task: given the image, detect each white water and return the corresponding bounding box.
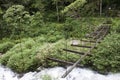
[0,65,120,80]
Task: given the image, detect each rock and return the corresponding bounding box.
[71,40,80,45]
[36,66,45,72]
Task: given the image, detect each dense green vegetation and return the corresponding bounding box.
[0,17,104,73]
[92,33,120,73]
[0,0,120,74]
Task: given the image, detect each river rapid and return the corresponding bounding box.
[0,65,120,80]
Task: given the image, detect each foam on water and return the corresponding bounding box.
[0,65,120,80]
[0,65,18,80]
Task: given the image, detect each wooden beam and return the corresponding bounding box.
[93,26,105,39]
[94,26,109,40]
[63,49,85,55]
[71,44,97,49]
[93,26,110,39]
[86,26,103,37]
[47,57,83,67]
[86,32,99,38]
[81,39,100,43]
[85,36,93,38]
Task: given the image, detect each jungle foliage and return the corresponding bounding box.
[0,0,120,74]
[91,33,120,73]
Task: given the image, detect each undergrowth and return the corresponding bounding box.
[1,17,120,73]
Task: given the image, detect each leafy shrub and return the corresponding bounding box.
[0,41,15,53]
[47,32,62,43]
[35,36,46,42]
[0,52,13,65]
[63,17,102,39]
[44,23,63,42]
[41,74,52,80]
[91,33,120,73]
[112,18,120,33]
[0,38,44,73]
[47,36,57,43]
[27,12,44,37]
[7,49,40,73]
[3,5,31,38]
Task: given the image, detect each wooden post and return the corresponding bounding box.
[56,0,59,22]
[100,0,102,16]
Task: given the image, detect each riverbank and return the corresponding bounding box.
[0,65,120,80]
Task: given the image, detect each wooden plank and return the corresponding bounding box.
[86,32,99,38]
[47,57,83,67]
[81,39,100,43]
[99,26,110,40]
[94,26,109,40]
[93,26,109,39]
[93,26,110,39]
[86,26,103,37]
[85,36,93,38]
[93,26,106,39]
[86,25,109,39]
[63,49,85,55]
[71,44,97,49]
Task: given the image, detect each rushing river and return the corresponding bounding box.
[0,65,120,80]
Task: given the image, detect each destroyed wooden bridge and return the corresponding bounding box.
[47,21,111,78]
